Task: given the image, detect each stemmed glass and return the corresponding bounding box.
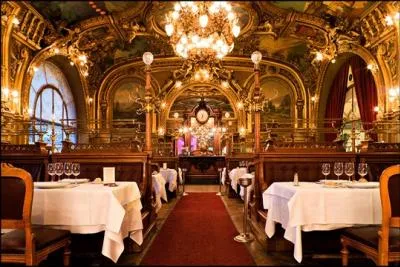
[358,163,368,181]
[344,162,355,182]
[48,163,56,182]
[321,163,330,183]
[72,163,80,185]
[55,162,64,182]
[334,162,344,180]
[64,162,72,181]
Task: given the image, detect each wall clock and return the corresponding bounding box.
[196,109,209,124]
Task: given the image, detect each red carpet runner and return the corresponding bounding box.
[141,193,255,266]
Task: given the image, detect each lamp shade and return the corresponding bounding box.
[251,51,262,64]
[142,52,154,65]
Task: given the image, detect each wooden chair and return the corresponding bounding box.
[340,164,400,266]
[1,163,71,266]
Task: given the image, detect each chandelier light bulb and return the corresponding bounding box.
[385,15,394,26]
[251,51,262,64]
[142,52,154,65]
[224,112,230,118]
[174,3,181,11]
[227,12,235,21]
[331,58,336,64]
[315,52,323,61]
[199,14,208,28]
[11,17,20,25]
[232,24,240,37]
[165,24,174,36]
[172,11,179,20]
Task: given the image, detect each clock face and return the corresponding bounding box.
[196,109,209,123]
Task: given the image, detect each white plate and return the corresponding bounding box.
[34,182,70,189]
[59,178,89,184]
[346,182,379,189]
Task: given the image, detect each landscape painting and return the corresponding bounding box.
[112,80,145,123]
[260,77,293,122]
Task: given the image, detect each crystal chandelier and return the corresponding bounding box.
[165,1,240,61]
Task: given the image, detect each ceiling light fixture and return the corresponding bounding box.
[165,1,240,62]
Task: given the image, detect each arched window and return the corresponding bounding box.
[29,61,76,151]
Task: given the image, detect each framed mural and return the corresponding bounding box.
[260,77,293,122]
[112,79,145,127]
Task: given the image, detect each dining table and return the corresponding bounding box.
[32,181,143,263]
[159,168,178,192]
[263,181,381,263]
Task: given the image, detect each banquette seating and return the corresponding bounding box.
[1,163,71,266]
[1,142,49,181]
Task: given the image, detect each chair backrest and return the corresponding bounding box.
[1,163,33,229]
[379,164,400,228]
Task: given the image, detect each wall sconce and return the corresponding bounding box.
[175,80,182,88]
[221,80,229,88]
[239,126,246,137]
[367,63,378,73]
[224,112,230,118]
[158,127,165,136]
[173,112,179,119]
[237,101,243,110]
[373,106,380,113]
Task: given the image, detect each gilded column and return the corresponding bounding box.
[142,52,154,153]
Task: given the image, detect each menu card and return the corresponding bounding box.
[163,163,167,169]
[103,167,115,184]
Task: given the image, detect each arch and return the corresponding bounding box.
[317,45,386,121]
[22,49,89,124]
[317,51,382,123]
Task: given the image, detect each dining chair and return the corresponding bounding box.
[340,164,400,266]
[1,163,71,266]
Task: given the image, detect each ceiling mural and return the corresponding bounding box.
[271,1,372,17]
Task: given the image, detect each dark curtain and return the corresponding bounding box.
[349,56,378,141]
[324,61,350,142]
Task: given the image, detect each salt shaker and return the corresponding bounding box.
[293,172,299,186]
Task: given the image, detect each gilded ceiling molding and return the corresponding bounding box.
[1,1,21,89]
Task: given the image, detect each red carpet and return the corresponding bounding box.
[141,193,255,266]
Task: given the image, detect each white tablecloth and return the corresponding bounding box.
[221,167,227,185]
[159,168,178,192]
[152,173,167,212]
[228,167,248,193]
[263,182,381,263]
[32,182,143,263]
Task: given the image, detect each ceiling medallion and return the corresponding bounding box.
[165,1,240,62]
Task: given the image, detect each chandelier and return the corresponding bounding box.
[165,1,240,61]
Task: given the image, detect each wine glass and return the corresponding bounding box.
[334,162,344,180]
[55,162,64,182]
[64,162,72,181]
[48,163,56,182]
[358,163,368,181]
[344,162,355,182]
[321,163,330,183]
[72,163,80,185]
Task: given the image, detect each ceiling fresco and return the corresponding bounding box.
[30,1,144,26]
[271,1,373,17]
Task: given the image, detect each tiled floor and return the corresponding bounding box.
[36,184,377,266]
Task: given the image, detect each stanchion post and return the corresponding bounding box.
[181,168,188,196]
[234,177,254,243]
